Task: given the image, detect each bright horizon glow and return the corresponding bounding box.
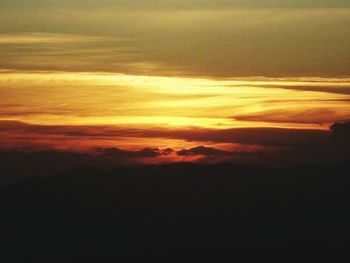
[1,71,349,131]
[1,1,349,164]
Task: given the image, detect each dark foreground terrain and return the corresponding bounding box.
[1,163,350,261]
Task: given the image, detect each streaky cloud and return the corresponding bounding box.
[177,146,229,156]
[2,0,350,10]
[96,147,173,158]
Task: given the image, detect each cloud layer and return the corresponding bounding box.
[1,121,349,169]
[2,1,350,10]
[1,1,349,169]
[1,4,349,77]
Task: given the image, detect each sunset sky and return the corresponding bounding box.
[1,1,349,164]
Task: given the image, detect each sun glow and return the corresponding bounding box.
[1,70,349,160]
[1,71,349,129]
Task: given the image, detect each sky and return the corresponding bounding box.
[0,1,349,165]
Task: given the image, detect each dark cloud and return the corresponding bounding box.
[262,98,350,103]
[0,120,26,131]
[0,121,349,182]
[254,84,350,96]
[175,128,330,147]
[0,120,330,147]
[2,120,347,169]
[177,146,229,156]
[235,108,350,125]
[331,121,350,140]
[96,147,173,158]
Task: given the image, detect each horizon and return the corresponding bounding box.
[1,1,350,165]
[1,1,350,257]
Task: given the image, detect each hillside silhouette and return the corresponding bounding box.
[1,163,350,261]
[1,122,350,260]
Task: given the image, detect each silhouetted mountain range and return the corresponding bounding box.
[1,122,350,260]
[1,163,350,261]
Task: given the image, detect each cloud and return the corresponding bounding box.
[0,33,148,75]
[1,7,350,77]
[1,120,346,168]
[331,121,350,140]
[0,120,330,147]
[177,146,229,156]
[0,121,349,169]
[2,1,350,11]
[96,147,174,158]
[235,108,350,125]
[0,33,106,44]
[255,84,350,96]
